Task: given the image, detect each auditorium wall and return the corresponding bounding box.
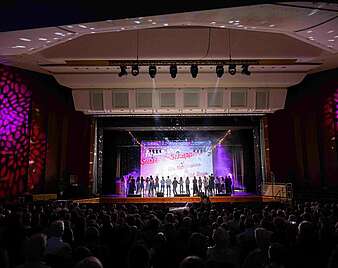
[267,68,338,191]
[0,64,90,198]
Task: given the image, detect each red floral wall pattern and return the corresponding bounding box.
[0,66,31,196]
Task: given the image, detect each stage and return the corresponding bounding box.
[73,192,276,204]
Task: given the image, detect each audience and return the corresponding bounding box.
[0,199,337,268]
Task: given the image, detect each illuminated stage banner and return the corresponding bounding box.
[140,140,213,178]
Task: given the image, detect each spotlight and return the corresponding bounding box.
[149,65,157,79]
[190,64,198,78]
[216,64,224,78]
[170,64,177,78]
[241,64,251,75]
[228,64,236,75]
[131,64,139,76]
[118,65,127,77]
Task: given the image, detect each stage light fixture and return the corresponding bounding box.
[216,64,224,78]
[241,64,251,75]
[170,64,177,78]
[149,65,157,78]
[228,64,236,75]
[118,65,127,77]
[131,64,139,76]
[190,64,198,78]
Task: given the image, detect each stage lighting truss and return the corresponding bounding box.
[111,60,256,78]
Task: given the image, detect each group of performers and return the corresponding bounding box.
[119,174,233,197]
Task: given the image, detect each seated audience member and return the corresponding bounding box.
[265,242,287,268]
[206,227,238,268]
[17,233,51,268]
[74,256,103,268]
[179,256,205,268]
[242,227,273,268]
[128,243,150,268]
[45,220,72,267]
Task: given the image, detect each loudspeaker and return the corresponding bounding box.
[127,194,142,197]
[174,194,190,197]
[157,192,164,197]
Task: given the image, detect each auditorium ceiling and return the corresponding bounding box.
[0,1,337,89]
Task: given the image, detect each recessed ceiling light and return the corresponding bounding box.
[148,19,153,22]
[228,20,234,24]
[327,45,333,48]
[328,39,335,42]
[106,20,112,23]
[78,24,88,28]
[67,25,74,28]
[12,45,26,48]
[220,25,225,28]
[90,27,95,30]
[307,30,313,33]
[237,25,243,27]
[328,30,334,33]
[269,24,275,27]
[91,32,96,34]
[53,37,59,40]
[163,23,169,26]
[210,21,216,24]
[54,32,65,36]
[66,33,72,35]
[152,22,157,25]
[19,38,31,42]
[38,38,47,41]
[235,20,240,23]
[251,26,257,29]
[134,21,141,24]
[334,35,338,38]
[28,48,35,51]
[46,40,51,43]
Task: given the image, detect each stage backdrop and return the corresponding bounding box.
[140,140,213,178]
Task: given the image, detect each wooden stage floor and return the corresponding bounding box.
[74,194,276,204]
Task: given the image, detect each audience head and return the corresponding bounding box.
[75,256,103,268]
[180,256,205,268]
[24,233,47,262]
[50,220,65,237]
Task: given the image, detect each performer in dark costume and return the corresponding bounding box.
[140,176,145,196]
[172,177,178,195]
[198,177,203,194]
[192,176,198,196]
[225,175,232,195]
[209,174,215,196]
[185,176,190,196]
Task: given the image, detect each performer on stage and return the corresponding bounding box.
[149,175,154,197]
[166,176,171,197]
[145,177,150,197]
[136,176,141,194]
[203,176,208,196]
[172,177,178,195]
[179,177,184,194]
[192,176,198,196]
[120,176,126,196]
[185,176,190,196]
[198,177,203,194]
[209,174,215,196]
[140,176,145,196]
[160,176,165,193]
[155,176,159,193]
[225,175,232,195]
[128,176,136,194]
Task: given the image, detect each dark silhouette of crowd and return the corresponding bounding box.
[0,199,337,268]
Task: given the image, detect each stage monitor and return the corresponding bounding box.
[140,140,213,178]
